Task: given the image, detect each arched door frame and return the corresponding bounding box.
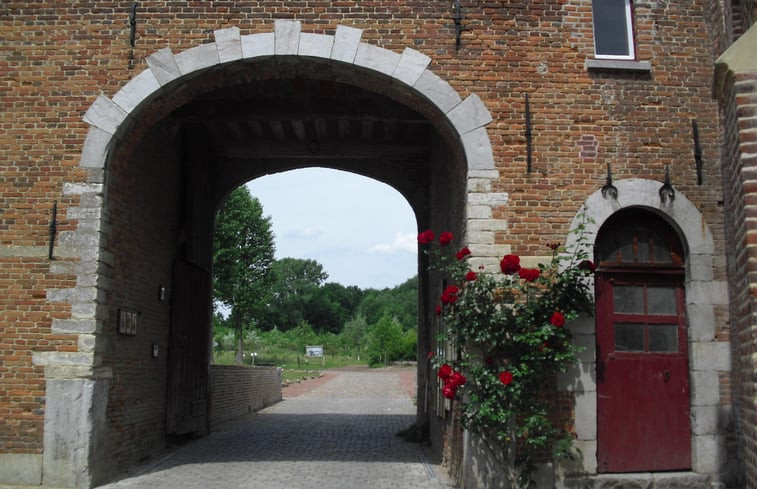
[561,178,728,482]
[35,20,502,488]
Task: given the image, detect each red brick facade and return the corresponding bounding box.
[0,1,753,487]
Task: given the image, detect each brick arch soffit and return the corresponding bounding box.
[57,21,498,362]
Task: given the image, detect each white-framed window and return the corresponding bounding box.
[591,0,635,60]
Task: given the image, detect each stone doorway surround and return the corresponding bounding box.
[22,20,504,488]
[558,178,728,488]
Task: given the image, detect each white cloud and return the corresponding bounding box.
[369,232,417,254]
[281,227,322,240]
[246,168,418,288]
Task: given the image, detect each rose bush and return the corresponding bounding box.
[421,228,593,489]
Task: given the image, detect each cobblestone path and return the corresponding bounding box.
[95,367,455,489]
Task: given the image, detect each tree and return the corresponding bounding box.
[266,258,328,331]
[213,186,275,364]
[341,313,369,359]
[357,276,417,330]
[366,314,404,366]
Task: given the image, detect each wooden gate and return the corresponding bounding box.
[166,259,211,436]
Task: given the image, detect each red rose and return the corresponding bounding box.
[435,304,442,316]
[442,384,458,400]
[455,247,471,260]
[441,285,460,304]
[499,371,513,385]
[518,268,540,282]
[417,230,435,244]
[550,311,566,328]
[547,242,561,251]
[465,271,477,282]
[579,260,596,273]
[427,351,435,359]
[439,231,454,246]
[437,364,453,379]
[500,254,521,274]
[448,371,466,387]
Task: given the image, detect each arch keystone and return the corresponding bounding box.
[274,19,301,55]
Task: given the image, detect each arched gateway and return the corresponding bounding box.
[36,21,502,487]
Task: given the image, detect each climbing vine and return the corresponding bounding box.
[421,227,594,488]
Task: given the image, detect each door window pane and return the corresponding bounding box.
[613,285,644,313]
[615,323,644,351]
[649,325,678,352]
[648,286,677,315]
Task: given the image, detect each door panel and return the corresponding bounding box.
[596,274,691,472]
[166,260,211,436]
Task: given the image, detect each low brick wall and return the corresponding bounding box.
[209,366,282,427]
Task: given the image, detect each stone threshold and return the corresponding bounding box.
[562,471,712,489]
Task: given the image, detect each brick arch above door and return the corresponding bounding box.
[559,178,729,482]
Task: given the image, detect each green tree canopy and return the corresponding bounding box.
[366,314,405,366]
[212,186,275,364]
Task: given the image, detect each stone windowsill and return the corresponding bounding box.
[585,58,652,72]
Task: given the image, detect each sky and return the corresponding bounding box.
[246,168,418,290]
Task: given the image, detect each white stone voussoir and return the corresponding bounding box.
[413,69,462,114]
[83,95,129,136]
[241,32,274,59]
[331,25,363,63]
[112,68,160,115]
[461,127,495,170]
[447,93,493,135]
[79,127,112,169]
[146,47,182,86]
[354,42,401,77]
[274,19,301,55]
[298,32,334,59]
[174,43,220,75]
[392,47,431,86]
[215,26,242,63]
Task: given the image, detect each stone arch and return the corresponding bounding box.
[37,20,500,487]
[560,179,728,482]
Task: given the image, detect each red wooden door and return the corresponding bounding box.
[596,273,691,472]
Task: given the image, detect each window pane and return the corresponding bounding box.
[613,285,644,313]
[648,286,677,315]
[592,0,631,57]
[651,236,674,264]
[649,325,678,352]
[615,323,644,351]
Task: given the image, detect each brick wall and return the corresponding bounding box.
[209,366,282,427]
[719,70,757,489]
[0,0,734,486]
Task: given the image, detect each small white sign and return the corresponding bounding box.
[306,346,323,357]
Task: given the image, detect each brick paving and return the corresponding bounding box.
[95,367,454,489]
